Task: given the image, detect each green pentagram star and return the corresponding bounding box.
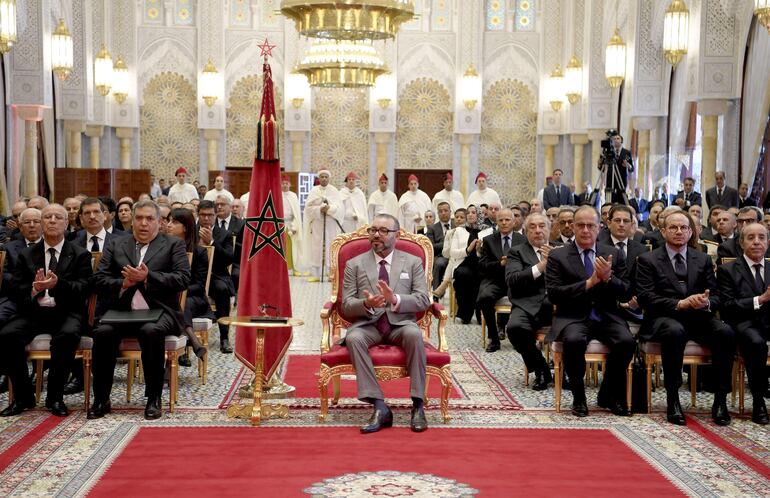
[243,191,286,260]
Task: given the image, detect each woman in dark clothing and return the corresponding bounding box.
[452,204,483,324]
[167,208,209,365]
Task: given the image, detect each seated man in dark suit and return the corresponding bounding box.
[214,195,243,292]
[716,222,769,425]
[0,204,92,417]
[700,204,726,242]
[717,207,769,265]
[545,205,634,417]
[550,207,575,246]
[636,211,735,426]
[89,200,191,420]
[505,212,553,390]
[712,210,737,245]
[0,208,43,322]
[198,200,235,353]
[341,214,431,433]
[426,202,452,294]
[599,205,647,276]
[674,177,702,208]
[478,209,526,353]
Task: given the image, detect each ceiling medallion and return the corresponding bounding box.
[280,0,416,41]
[294,39,388,88]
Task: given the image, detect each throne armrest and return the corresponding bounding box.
[429,303,449,353]
[320,301,335,353]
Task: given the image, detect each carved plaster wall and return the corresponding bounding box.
[139,72,199,180]
[396,78,454,171]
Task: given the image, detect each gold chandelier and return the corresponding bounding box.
[294,40,388,87]
[663,0,689,67]
[756,0,770,33]
[280,0,416,41]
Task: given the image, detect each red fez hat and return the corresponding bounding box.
[175,167,188,176]
[345,171,359,180]
[281,174,290,182]
[475,172,487,184]
[444,172,453,181]
[314,177,320,186]
[379,173,389,182]
[408,174,419,183]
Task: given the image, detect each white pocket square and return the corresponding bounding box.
[400,272,410,280]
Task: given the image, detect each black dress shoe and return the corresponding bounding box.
[63,378,84,395]
[87,400,112,420]
[220,339,233,354]
[712,399,731,426]
[607,401,631,417]
[666,396,686,426]
[571,399,588,417]
[46,400,69,417]
[178,353,192,367]
[485,342,500,353]
[410,407,428,432]
[0,398,36,417]
[144,397,162,420]
[360,408,393,434]
[532,369,552,391]
[752,401,769,425]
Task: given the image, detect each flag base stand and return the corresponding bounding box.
[238,371,296,399]
[220,316,303,426]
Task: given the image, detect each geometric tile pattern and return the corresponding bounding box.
[396,78,454,171]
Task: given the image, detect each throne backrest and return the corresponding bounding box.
[329,225,434,326]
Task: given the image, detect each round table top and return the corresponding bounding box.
[217,316,304,328]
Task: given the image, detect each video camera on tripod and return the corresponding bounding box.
[589,129,629,205]
[599,128,619,165]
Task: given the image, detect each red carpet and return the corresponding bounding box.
[686,415,770,480]
[89,426,684,497]
[284,354,462,399]
[0,414,63,472]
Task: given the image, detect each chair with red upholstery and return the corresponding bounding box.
[318,226,451,423]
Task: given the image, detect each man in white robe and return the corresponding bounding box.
[339,171,369,233]
[281,175,303,275]
[466,172,502,209]
[432,172,465,213]
[398,174,432,233]
[203,176,235,203]
[301,169,345,282]
[167,167,200,204]
[367,173,399,221]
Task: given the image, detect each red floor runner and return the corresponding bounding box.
[0,414,63,472]
[284,354,462,399]
[90,426,684,497]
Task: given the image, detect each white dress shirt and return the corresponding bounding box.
[38,239,65,307]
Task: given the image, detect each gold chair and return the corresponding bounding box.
[189,245,215,384]
[641,340,712,413]
[552,339,633,412]
[318,227,451,423]
[480,296,511,348]
[118,252,192,413]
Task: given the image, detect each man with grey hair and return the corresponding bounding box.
[341,213,431,433]
[505,212,553,390]
[0,204,92,417]
[716,206,770,265]
[89,199,191,420]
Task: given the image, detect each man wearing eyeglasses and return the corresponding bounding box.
[546,205,634,418]
[341,214,431,434]
[716,207,769,265]
[636,211,736,426]
[550,207,575,246]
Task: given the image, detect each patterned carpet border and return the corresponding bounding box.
[219,350,522,412]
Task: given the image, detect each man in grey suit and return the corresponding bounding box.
[341,214,431,434]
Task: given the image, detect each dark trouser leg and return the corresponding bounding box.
[432,257,448,291]
[46,314,82,403]
[652,317,688,391]
[92,323,121,402]
[691,318,736,394]
[737,326,769,397]
[562,322,590,400]
[136,314,175,400]
[0,318,34,401]
[345,325,384,401]
[388,324,427,400]
[477,282,504,344]
[593,321,635,402]
[506,308,548,373]
[210,279,232,340]
[452,266,479,323]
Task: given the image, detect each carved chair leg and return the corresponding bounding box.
[319,376,329,422]
[127,359,135,403]
[83,352,92,414]
[646,353,653,414]
[554,352,562,413]
[35,360,44,404]
[424,375,431,407]
[690,364,697,408]
[169,352,178,414]
[738,361,746,415]
[332,376,341,405]
[626,361,633,412]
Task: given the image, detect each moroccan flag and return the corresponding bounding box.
[234,56,292,381]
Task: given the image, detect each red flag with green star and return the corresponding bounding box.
[234,38,293,382]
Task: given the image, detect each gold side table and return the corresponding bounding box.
[218,316,303,426]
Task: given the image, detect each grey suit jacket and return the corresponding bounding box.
[341,248,431,330]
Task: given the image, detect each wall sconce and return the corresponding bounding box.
[286,71,310,109]
[94,44,113,96]
[548,65,564,111]
[565,55,582,105]
[663,0,689,66]
[605,28,627,88]
[0,0,17,54]
[373,73,396,110]
[460,63,481,111]
[112,56,129,104]
[200,58,219,107]
[51,18,73,81]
